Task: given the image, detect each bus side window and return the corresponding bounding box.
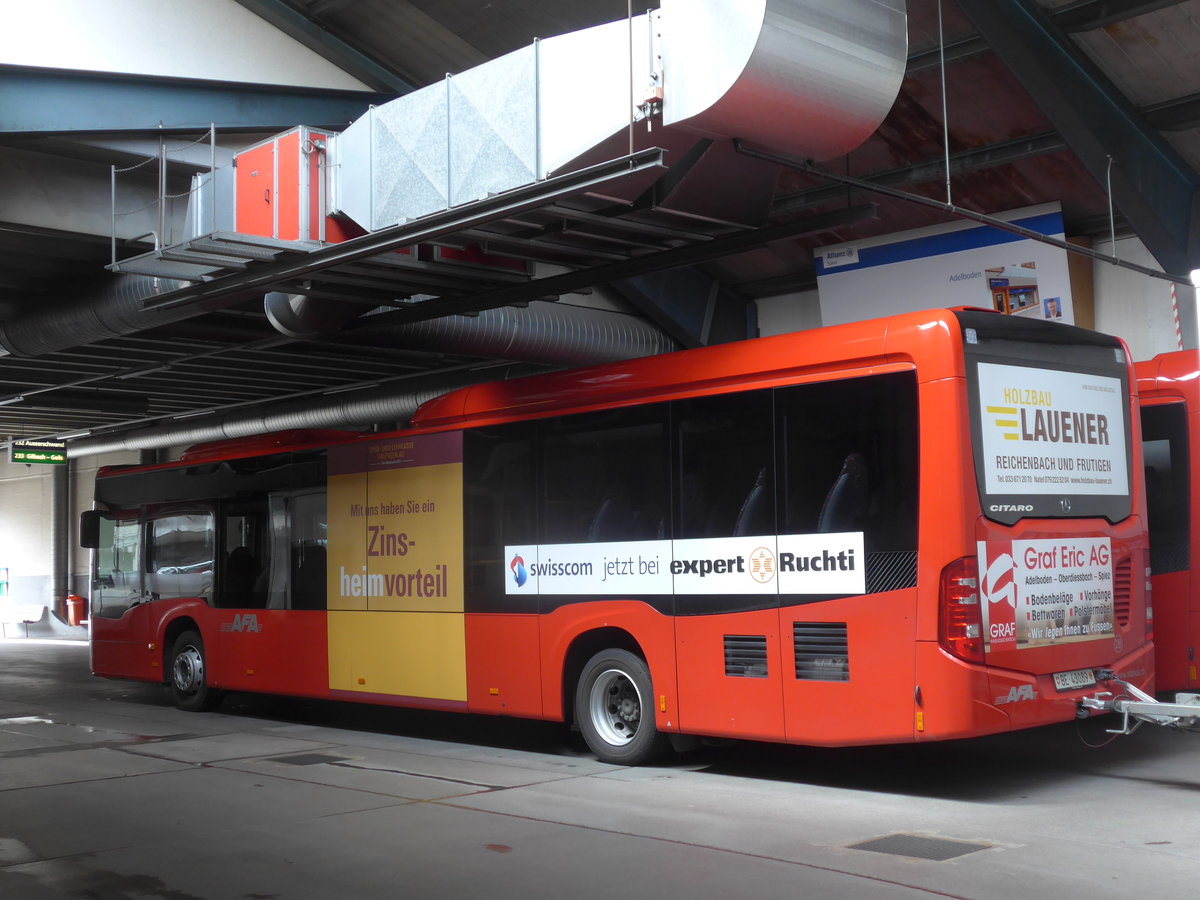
[289,490,328,610]
[541,406,667,543]
[220,502,270,609]
[777,371,919,593]
[464,424,536,609]
[146,512,215,601]
[675,391,774,539]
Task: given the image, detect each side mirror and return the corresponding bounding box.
[79,510,100,549]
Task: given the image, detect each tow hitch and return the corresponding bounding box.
[1078,669,1200,734]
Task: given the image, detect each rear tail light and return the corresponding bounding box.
[939,556,984,664]
[1145,566,1154,641]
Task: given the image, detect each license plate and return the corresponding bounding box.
[1053,668,1096,691]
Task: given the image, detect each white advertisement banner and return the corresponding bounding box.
[978,536,1115,650]
[977,362,1128,496]
[815,203,1073,327]
[505,533,865,597]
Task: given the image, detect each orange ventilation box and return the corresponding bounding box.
[233,126,362,244]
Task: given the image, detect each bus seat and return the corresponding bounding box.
[733,467,771,536]
[589,489,635,541]
[223,546,257,607]
[818,453,869,533]
[292,545,326,610]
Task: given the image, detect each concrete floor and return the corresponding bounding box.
[2,635,1199,899]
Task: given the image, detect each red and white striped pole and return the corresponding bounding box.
[1171,282,1185,350]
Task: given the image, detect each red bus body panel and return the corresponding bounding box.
[1136,349,1200,691]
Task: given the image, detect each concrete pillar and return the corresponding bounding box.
[49,462,69,619]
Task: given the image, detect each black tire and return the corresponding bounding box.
[575,649,668,765]
[169,630,223,712]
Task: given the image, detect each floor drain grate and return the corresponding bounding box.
[268,752,348,766]
[847,833,990,861]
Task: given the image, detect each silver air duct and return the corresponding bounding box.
[0,275,205,358]
[264,291,366,339]
[67,365,545,458]
[330,0,908,231]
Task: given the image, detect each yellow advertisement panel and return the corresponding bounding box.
[327,610,466,701]
[326,433,465,701]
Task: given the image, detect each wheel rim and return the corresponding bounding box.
[173,645,204,695]
[588,667,643,747]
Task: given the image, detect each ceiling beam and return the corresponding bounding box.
[0,66,393,135]
[941,0,1200,274]
[1050,0,1184,32]
[908,0,1185,72]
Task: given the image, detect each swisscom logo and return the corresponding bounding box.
[510,554,528,587]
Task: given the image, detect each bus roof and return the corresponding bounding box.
[410,306,969,430]
[1136,348,1200,399]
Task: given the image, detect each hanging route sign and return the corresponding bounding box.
[10,439,67,465]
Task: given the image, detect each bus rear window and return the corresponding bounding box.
[956,310,1133,525]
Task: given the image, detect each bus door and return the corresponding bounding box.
[89,512,155,680]
[206,488,329,696]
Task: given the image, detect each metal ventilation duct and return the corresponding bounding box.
[329,0,908,231]
[67,365,544,458]
[662,0,908,158]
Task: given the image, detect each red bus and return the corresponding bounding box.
[1136,349,1200,691]
[82,307,1151,764]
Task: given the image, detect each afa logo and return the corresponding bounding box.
[220,613,261,634]
[510,554,528,588]
[995,684,1037,705]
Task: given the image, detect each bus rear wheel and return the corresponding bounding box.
[169,630,223,712]
[575,649,667,765]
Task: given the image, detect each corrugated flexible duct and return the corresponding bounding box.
[0,275,207,357]
[68,300,679,457]
[67,365,543,458]
[277,296,679,366]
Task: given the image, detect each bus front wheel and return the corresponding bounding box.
[169,630,223,712]
[575,649,667,765]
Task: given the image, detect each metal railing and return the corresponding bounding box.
[110,125,218,267]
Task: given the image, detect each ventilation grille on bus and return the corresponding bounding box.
[794,622,849,682]
[866,551,918,593]
[724,635,768,678]
[1114,557,1132,628]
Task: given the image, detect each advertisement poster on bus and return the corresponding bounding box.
[978,536,1114,650]
[326,432,466,702]
[975,361,1129,497]
[505,532,865,597]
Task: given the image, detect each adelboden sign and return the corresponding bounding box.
[9,439,67,465]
